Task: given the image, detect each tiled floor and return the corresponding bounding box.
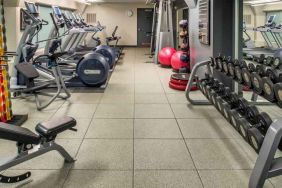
[1,48,282,188]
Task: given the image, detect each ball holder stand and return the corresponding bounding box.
[185,58,282,188]
[169,20,198,91]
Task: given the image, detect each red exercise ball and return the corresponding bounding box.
[158,47,176,66]
[171,51,189,70]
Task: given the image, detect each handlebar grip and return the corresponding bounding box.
[42,19,49,25]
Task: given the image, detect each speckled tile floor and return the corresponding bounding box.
[1,48,281,188]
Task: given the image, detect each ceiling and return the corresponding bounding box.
[77,0,145,3]
[243,0,282,5]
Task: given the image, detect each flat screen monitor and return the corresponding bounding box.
[267,15,276,25]
[53,6,62,16]
[25,2,38,14]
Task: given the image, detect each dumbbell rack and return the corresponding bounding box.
[185,59,282,188]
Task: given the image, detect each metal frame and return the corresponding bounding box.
[34,65,71,110]
[150,3,158,55]
[0,141,75,172]
[249,118,282,188]
[186,60,282,188]
[271,27,282,48]
[185,60,211,105]
[153,0,174,64]
[185,60,274,106]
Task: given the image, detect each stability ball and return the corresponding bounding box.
[158,47,176,66]
[171,51,189,70]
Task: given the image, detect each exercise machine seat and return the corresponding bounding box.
[15,62,39,79]
[35,116,76,137]
[0,123,40,144]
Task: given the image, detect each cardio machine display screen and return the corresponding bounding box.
[26,2,38,14]
[267,15,276,24]
[53,6,62,16]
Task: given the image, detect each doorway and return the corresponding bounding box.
[137,8,154,47]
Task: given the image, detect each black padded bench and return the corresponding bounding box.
[0,116,76,143]
[0,116,77,184]
[36,116,76,138]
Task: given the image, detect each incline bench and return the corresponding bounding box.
[0,116,77,183]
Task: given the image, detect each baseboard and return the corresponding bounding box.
[116,45,138,48]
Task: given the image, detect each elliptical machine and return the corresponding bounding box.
[45,5,111,87]
[10,2,71,110]
[60,9,117,70]
[106,26,123,59]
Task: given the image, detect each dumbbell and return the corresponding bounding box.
[214,55,224,71]
[234,60,248,84]
[222,57,232,75]
[271,57,282,69]
[248,112,273,153]
[237,105,260,141]
[228,59,237,79]
[251,64,272,95]
[200,77,216,98]
[205,79,221,101]
[220,91,240,122]
[209,57,216,68]
[217,88,240,120]
[261,67,282,102]
[242,63,256,88]
[254,54,265,64]
[227,96,249,131]
[274,83,282,108]
[210,83,227,110]
[264,56,274,66]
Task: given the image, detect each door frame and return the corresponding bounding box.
[137,8,154,47]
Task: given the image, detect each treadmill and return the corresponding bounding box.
[271,23,282,48]
[243,15,279,59]
[66,12,102,52]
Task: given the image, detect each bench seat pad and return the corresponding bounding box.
[0,123,40,144]
[35,116,76,137]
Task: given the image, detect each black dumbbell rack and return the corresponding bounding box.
[185,59,282,188]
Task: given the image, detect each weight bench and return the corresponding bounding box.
[0,116,77,184]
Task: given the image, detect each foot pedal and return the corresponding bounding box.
[0,172,31,183]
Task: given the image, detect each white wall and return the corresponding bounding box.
[263,3,282,12]
[18,0,78,9]
[243,5,255,43]
[83,3,152,46]
[4,7,21,51]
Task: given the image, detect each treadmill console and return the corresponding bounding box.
[265,15,276,27]
[52,6,65,29]
[62,11,74,29]
[53,6,62,18]
[25,1,39,14]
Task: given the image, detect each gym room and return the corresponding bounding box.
[0,0,282,187]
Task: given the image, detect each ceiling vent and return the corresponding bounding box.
[86,13,96,23]
[244,14,252,25]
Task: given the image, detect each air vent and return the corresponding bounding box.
[244,15,252,25]
[86,13,96,23]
